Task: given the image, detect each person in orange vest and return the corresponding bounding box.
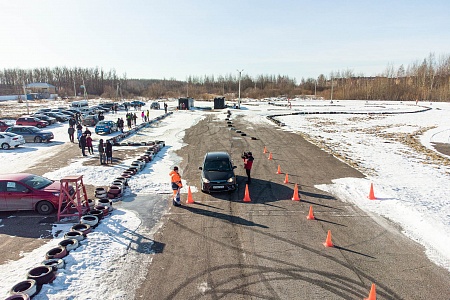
[169,166,183,206]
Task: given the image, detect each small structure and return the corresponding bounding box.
[178,97,194,110]
[214,97,226,109]
[57,175,90,221]
[25,82,57,99]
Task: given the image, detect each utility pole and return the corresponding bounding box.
[237,69,243,109]
[22,82,29,115]
[73,80,76,99]
[314,80,317,98]
[330,77,334,102]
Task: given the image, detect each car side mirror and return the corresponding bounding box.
[199,167,203,170]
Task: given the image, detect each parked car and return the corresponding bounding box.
[32,114,57,125]
[150,102,160,109]
[199,152,237,193]
[0,120,10,132]
[42,112,68,122]
[81,115,99,126]
[5,126,54,143]
[95,120,118,134]
[0,173,73,214]
[15,116,48,128]
[36,108,52,114]
[130,100,146,107]
[0,132,26,149]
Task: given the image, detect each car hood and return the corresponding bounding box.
[203,170,234,181]
[42,180,61,192]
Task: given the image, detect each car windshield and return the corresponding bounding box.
[20,175,54,190]
[204,159,232,171]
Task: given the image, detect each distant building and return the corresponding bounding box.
[25,82,57,99]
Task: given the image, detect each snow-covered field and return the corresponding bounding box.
[0,98,449,299]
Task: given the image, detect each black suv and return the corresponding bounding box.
[199,152,237,193]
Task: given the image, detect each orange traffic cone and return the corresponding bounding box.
[323,230,334,247]
[292,183,300,201]
[243,184,251,202]
[276,165,282,174]
[368,183,376,200]
[364,283,377,300]
[268,152,273,160]
[284,173,289,183]
[306,206,315,220]
[186,186,194,204]
[263,146,267,154]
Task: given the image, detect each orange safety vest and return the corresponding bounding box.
[169,170,182,187]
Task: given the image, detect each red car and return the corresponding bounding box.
[0,173,72,215]
[0,120,9,132]
[15,117,48,128]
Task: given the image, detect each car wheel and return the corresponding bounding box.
[34,136,43,143]
[37,124,42,128]
[36,201,54,215]
[1,143,10,150]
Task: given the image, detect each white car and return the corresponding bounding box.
[0,132,26,149]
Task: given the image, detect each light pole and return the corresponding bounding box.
[314,79,317,99]
[237,69,243,109]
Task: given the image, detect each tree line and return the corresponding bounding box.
[0,53,448,102]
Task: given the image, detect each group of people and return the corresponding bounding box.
[125,113,138,130]
[141,110,151,122]
[169,151,254,207]
[67,116,113,164]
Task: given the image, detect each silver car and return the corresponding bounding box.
[5,126,54,143]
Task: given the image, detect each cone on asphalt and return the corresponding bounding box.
[243,184,251,202]
[368,183,376,200]
[323,230,334,247]
[284,173,289,183]
[364,283,377,300]
[263,146,267,154]
[292,183,300,201]
[268,152,273,160]
[186,186,195,204]
[276,165,282,174]
[306,206,315,220]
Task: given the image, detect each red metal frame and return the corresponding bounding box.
[57,175,90,221]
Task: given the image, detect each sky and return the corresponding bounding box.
[1,0,449,82]
[0,98,449,298]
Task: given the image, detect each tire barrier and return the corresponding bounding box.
[41,258,65,270]
[45,246,68,260]
[80,215,99,227]
[94,205,110,216]
[89,209,105,220]
[5,292,31,300]
[58,239,79,252]
[64,230,85,242]
[95,187,107,199]
[27,265,57,285]
[71,223,92,236]
[9,280,37,298]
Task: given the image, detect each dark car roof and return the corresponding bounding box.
[0,173,34,181]
[205,152,231,160]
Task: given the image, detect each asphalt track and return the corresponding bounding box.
[134,113,450,300]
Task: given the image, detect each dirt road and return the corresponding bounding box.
[135,113,450,299]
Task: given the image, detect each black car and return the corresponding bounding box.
[199,152,237,193]
[33,114,57,125]
[42,112,68,122]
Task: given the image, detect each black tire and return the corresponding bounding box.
[36,124,43,128]
[36,201,54,215]
[27,266,56,285]
[5,292,31,299]
[1,143,10,150]
[34,136,43,143]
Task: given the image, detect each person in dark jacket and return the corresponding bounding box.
[98,139,106,164]
[79,133,87,156]
[242,151,254,183]
[105,140,113,164]
[68,125,75,143]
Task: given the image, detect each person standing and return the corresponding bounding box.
[242,151,254,183]
[98,139,106,165]
[68,125,75,143]
[164,102,168,113]
[79,133,87,156]
[76,124,83,141]
[141,111,145,122]
[105,140,113,164]
[146,110,150,122]
[169,166,182,206]
[133,113,137,126]
[86,134,94,155]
